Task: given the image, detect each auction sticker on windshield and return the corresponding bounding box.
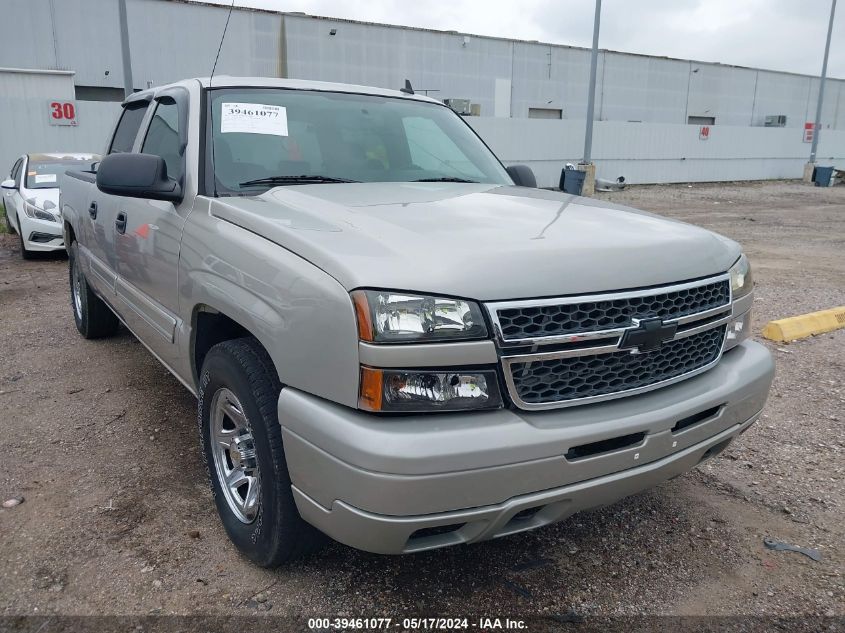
[221,102,288,136]
[35,174,58,184]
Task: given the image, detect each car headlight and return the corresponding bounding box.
[23,202,58,223]
[352,290,488,343]
[729,254,753,299]
[359,367,503,412]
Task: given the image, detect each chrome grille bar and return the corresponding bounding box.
[485,273,734,411]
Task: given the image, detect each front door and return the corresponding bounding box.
[114,92,191,368]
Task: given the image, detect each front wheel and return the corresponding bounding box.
[199,338,323,567]
[17,215,34,260]
[4,207,15,234]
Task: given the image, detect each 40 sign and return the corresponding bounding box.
[47,100,78,126]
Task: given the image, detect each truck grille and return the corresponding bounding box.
[496,279,729,341]
[509,327,726,405]
[487,275,733,410]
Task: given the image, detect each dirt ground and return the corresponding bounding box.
[0,181,843,628]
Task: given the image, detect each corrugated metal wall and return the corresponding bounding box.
[1,69,841,187]
[282,13,845,130]
[1,1,843,130]
[0,0,283,91]
[468,118,845,187]
[0,70,120,171]
[1,1,843,186]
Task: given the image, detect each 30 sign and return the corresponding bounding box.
[47,100,78,126]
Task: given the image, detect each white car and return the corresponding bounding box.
[2,153,99,259]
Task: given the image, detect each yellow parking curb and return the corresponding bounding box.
[762,306,845,342]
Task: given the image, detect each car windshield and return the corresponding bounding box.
[208,88,511,194]
[25,159,94,190]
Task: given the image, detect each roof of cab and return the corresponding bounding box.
[126,76,442,105]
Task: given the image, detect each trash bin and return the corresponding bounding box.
[813,166,835,187]
[560,169,586,195]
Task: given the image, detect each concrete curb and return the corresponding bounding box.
[762,306,845,342]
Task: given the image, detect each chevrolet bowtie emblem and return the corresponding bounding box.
[618,317,678,353]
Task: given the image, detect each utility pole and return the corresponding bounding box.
[118,0,134,99]
[806,0,837,177]
[580,0,601,195]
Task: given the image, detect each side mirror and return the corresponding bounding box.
[506,164,537,188]
[96,153,182,202]
[1,179,15,190]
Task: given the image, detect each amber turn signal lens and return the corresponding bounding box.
[351,291,374,342]
[358,366,384,411]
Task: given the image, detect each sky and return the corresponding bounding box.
[195,0,844,79]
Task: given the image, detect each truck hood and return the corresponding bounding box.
[210,183,740,301]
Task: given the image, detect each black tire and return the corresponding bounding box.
[198,338,323,567]
[17,214,34,260]
[68,241,120,339]
[4,207,15,234]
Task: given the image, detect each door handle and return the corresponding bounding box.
[88,201,98,219]
[115,211,127,234]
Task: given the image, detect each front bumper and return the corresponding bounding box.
[20,215,64,251]
[279,340,774,554]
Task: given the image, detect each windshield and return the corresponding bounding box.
[208,89,511,194]
[25,159,95,190]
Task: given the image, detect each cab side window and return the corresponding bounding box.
[109,101,149,154]
[141,99,183,183]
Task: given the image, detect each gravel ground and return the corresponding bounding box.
[0,180,842,629]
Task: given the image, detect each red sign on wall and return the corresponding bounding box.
[47,100,78,126]
[699,125,710,140]
[803,122,814,143]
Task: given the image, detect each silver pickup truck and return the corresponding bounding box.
[61,76,774,566]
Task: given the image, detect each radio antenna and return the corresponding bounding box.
[210,0,235,83]
[209,0,235,198]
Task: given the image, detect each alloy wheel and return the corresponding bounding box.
[209,388,260,523]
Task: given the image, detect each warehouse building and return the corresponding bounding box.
[1,0,843,185]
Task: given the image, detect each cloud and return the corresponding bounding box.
[195,0,844,78]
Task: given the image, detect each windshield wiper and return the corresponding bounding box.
[239,175,360,187]
[412,177,478,183]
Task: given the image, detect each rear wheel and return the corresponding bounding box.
[68,241,120,339]
[199,338,323,567]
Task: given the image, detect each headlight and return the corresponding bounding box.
[352,290,487,343]
[729,254,753,299]
[359,367,503,412]
[724,309,752,352]
[23,202,58,223]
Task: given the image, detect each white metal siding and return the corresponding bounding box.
[0,70,120,171]
[599,54,690,124]
[1,1,844,130]
[469,118,845,187]
[283,15,514,117]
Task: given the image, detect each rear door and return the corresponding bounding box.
[114,88,191,366]
[82,96,151,297]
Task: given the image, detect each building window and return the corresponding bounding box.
[74,86,126,102]
[528,108,563,120]
[688,115,716,125]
